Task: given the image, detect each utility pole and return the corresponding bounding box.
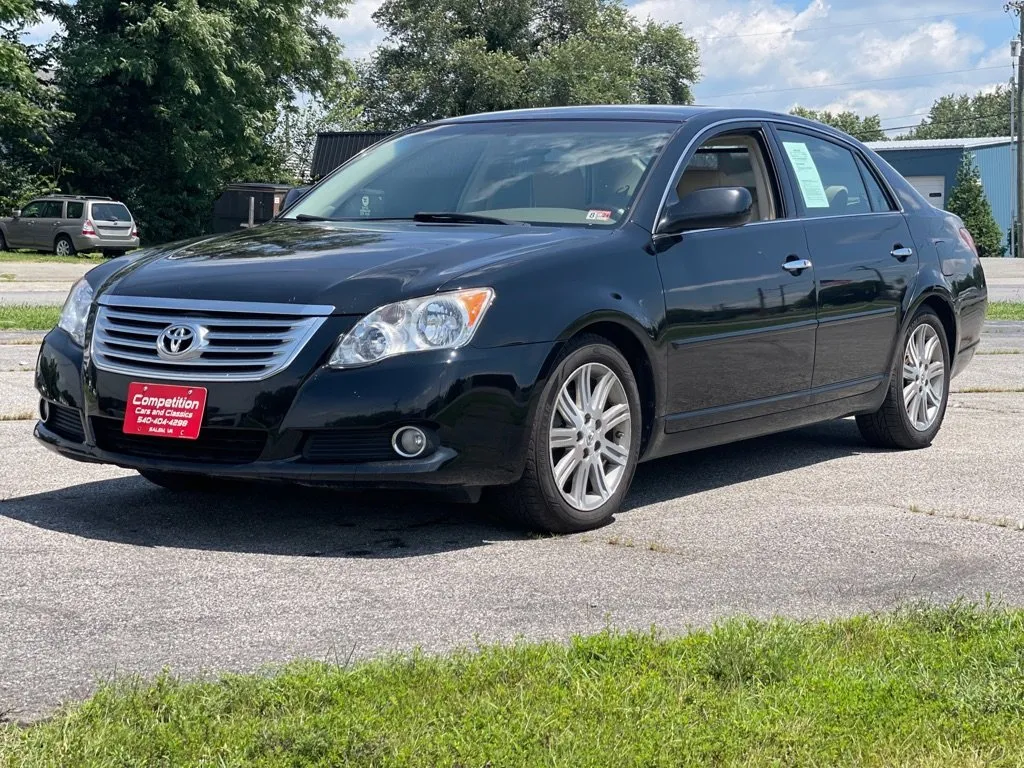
[1009,2,1024,257]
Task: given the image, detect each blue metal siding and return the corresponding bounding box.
[872,147,963,207]
[970,144,1015,239]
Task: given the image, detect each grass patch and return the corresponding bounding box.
[0,411,35,421]
[956,387,1024,394]
[0,305,60,331]
[3,605,1024,766]
[988,302,1024,321]
[978,350,1022,355]
[0,250,103,265]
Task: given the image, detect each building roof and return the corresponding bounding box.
[865,137,1012,152]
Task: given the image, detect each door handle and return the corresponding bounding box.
[782,258,813,273]
[891,245,913,261]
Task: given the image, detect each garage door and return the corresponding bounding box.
[906,176,945,208]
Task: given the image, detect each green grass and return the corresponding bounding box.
[0,250,104,264]
[3,605,1024,767]
[0,304,61,331]
[988,302,1024,321]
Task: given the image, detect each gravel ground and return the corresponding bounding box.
[0,323,1021,721]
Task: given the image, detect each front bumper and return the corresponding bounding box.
[35,326,555,489]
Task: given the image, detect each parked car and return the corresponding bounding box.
[33,106,987,533]
[0,195,139,257]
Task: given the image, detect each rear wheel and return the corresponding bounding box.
[0,231,7,251]
[54,235,75,257]
[856,307,950,449]
[498,336,642,533]
[139,469,223,492]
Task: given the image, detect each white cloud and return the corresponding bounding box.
[326,0,385,59]
[20,16,61,43]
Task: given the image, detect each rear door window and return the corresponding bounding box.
[66,202,84,219]
[91,203,132,221]
[39,201,65,218]
[775,129,871,218]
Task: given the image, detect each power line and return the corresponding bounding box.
[880,109,1013,134]
[696,10,996,42]
[700,66,1009,100]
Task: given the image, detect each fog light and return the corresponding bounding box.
[39,399,50,421]
[392,426,428,458]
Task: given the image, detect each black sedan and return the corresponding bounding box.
[35,106,988,532]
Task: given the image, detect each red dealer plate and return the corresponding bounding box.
[123,382,208,440]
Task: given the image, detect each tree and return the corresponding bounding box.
[0,0,61,211]
[47,0,352,243]
[789,107,884,142]
[271,80,363,183]
[947,154,1004,258]
[905,87,1010,140]
[359,0,700,130]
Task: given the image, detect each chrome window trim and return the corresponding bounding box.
[98,295,335,316]
[651,116,905,238]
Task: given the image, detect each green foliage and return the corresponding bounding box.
[789,106,885,142]
[0,303,60,330]
[987,302,1024,320]
[947,154,1005,258]
[47,0,353,243]
[4,606,1024,766]
[906,86,1011,140]
[359,0,700,130]
[271,84,364,183]
[0,0,63,211]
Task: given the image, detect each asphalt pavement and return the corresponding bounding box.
[1,322,1022,722]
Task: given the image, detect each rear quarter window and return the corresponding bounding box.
[67,202,84,219]
[91,203,132,221]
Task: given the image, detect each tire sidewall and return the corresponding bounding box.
[55,236,74,256]
[532,340,643,529]
[893,309,950,446]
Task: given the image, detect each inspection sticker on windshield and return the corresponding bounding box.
[123,382,207,440]
[782,141,830,208]
[586,209,613,221]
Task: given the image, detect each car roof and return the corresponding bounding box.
[435,105,840,127]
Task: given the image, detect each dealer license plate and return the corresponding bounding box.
[123,382,207,439]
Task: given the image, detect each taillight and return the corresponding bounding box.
[82,219,96,236]
[130,223,139,238]
[959,227,978,257]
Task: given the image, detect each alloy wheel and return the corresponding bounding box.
[548,361,632,511]
[902,323,945,431]
[55,239,71,256]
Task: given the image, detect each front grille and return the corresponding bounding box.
[92,418,267,464]
[45,403,85,442]
[303,430,397,463]
[91,296,332,382]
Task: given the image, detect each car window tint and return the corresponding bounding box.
[92,203,131,221]
[40,201,64,218]
[66,202,84,219]
[20,202,43,218]
[674,132,777,222]
[777,130,871,218]
[856,156,896,212]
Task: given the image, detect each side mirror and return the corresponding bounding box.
[656,187,753,235]
[11,209,21,219]
[281,185,311,212]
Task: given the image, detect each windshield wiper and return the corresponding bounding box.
[413,212,525,226]
[293,214,337,222]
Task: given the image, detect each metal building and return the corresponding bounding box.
[864,137,1015,251]
[309,131,392,180]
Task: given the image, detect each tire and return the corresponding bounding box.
[0,231,7,251]
[102,249,127,258]
[856,307,950,449]
[497,335,642,533]
[54,235,75,257]
[139,469,223,492]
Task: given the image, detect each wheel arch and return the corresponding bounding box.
[906,285,958,365]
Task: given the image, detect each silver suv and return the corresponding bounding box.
[0,195,140,257]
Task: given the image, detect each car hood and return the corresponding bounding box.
[100,220,598,314]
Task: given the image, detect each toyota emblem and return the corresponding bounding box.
[157,323,205,360]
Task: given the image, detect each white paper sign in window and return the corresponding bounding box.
[782,141,830,209]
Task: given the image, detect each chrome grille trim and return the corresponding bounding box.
[91,296,334,381]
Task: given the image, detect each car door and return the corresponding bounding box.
[656,122,817,431]
[771,126,919,394]
[35,200,65,250]
[6,201,45,248]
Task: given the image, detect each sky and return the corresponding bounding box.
[24,0,1018,135]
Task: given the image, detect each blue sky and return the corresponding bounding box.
[25,0,1017,135]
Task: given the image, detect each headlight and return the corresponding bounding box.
[57,278,94,347]
[328,288,495,368]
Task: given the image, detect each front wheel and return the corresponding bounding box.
[856,307,950,449]
[499,336,642,533]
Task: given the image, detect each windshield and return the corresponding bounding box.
[286,120,676,227]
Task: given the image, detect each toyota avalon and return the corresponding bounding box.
[35,106,988,532]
